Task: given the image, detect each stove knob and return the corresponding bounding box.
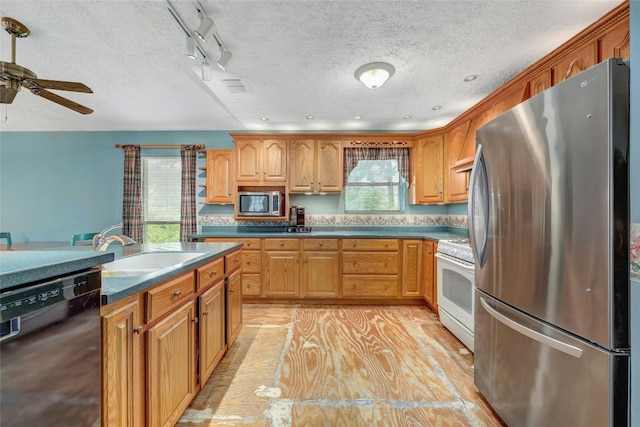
[451,248,458,257]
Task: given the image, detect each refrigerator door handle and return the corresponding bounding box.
[468,144,489,266]
[479,297,583,359]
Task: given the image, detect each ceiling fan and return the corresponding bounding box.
[0,17,93,114]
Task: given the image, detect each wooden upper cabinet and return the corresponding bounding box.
[446,120,471,203]
[415,134,444,204]
[205,150,233,204]
[234,137,287,184]
[456,107,494,171]
[289,139,342,193]
[528,69,551,97]
[551,41,597,84]
[598,18,630,61]
[490,84,529,120]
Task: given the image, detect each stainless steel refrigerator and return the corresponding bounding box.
[469,57,630,427]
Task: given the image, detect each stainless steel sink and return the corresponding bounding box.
[101,252,205,277]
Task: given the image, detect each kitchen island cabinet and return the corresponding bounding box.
[100,244,242,427]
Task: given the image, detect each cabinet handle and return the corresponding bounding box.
[192,317,198,324]
[202,311,209,316]
[209,270,217,277]
[133,326,143,334]
[173,290,181,297]
[235,258,239,263]
[229,287,234,293]
[280,242,284,246]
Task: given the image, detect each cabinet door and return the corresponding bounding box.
[446,120,470,203]
[199,281,225,386]
[423,241,436,310]
[529,70,551,97]
[262,139,287,182]
[598,18,630,61]
[101,298,144,427]
[226,269,243,345]
[146,301,196,427]
[402,240,423,297]
[289,139,315,192]
[416,135,444,204]
[235,139,261,182]
[205,150,233,204]
[263,250,300,297]
[552,41,597,84]
[303,251,340,297]
[317,140,343,193]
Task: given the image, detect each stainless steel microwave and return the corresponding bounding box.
[237,191,284,217]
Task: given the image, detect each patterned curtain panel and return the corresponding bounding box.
[122,145,143,243]
[343,147,409,185]
[180,145,199,242]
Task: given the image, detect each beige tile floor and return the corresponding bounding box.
[178,304,506,427]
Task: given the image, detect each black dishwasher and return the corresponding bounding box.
[0,268,102,427]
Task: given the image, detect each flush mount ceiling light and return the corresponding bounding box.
[216,49,233,71]
[195,17,216,43]
[354,62,395,89]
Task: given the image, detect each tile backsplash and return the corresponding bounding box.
[199,213,468,229]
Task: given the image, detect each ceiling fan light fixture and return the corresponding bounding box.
[216,50,233,71]
[354,62,395,89]
[195,17,216,43]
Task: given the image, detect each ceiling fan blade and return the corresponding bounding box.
[0,85,18,104]
[30,79,93,93]
[33,88,93,114]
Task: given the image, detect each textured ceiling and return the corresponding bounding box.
[0,0,625,132]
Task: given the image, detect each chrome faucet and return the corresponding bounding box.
[93,223,136,251]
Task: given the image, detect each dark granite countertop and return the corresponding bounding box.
[0,251,115,290]
[0,242,243,305]
[189,226,468,242]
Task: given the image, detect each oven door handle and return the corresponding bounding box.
[435,252,475,271]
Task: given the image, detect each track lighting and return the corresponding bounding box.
[201,60,212,81]
[216,50,233,71]
[185,36,197,59]
[195,17,216,43]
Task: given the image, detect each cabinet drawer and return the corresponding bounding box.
[146,272,195,323]
[242,250,261,273]
[264,239,300,251]
[342,239,398,252]
[225,250,242,273]
[342,276,399,297]
[342,252,399,274]
[303,239,338,251]
[196,258,224,291]
[204,237,262,250]
[242,273,261,296]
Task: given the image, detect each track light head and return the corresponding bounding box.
[195,17,215,42]
[201,60,212,81]
[185,36,197,59]
[216,50,233,71]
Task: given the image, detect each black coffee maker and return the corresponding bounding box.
[288,206,310,232]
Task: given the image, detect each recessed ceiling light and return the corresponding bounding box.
[403,115,412,119]
[306,115,315,120]
[353,115,363,120]
[432,105,442,110]
[464,74,478,82]
[260,117,268,121]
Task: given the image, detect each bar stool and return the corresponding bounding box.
[0,232,11,249]
[71,233,98,246]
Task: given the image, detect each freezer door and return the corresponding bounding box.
[473,57,629,350]
[475,290,629,427]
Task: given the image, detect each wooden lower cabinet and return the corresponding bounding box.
[204,238,262,297]
[101,296,144,427]
[199,281,226,386]
[402,240,423,297]
[423,240,437,311]
[101,251,242,426]
[342,239,399,298]
[226,268,243,344]
[146,300,197,427]
[263,239,301,297]
[302,239,340,297]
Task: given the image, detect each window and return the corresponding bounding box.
[344,159,406,213]
[142,156,181,242]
